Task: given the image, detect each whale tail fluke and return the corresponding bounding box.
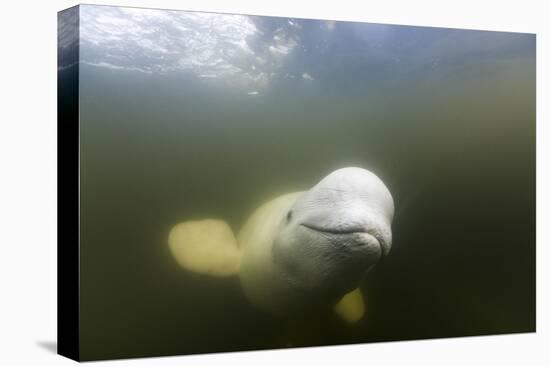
[168,219,241,277]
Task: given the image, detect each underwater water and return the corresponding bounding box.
[74,5,535,361]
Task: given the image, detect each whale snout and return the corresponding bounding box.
[300,222,386,260]
[298,205,392,258]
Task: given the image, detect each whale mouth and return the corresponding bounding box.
[301,223,366,235]
[301,223,386,257]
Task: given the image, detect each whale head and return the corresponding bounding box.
[272,167,394,304]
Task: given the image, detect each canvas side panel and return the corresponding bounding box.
[57,5,80,362]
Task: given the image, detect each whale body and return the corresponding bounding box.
[168,167,394,322]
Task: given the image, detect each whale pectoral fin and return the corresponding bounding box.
[168,219,240,277]
[334,288,365,323]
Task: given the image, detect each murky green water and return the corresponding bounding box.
[75,5,535,361]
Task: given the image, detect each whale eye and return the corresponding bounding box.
[286,210,293,222]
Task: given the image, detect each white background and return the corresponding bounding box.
[0,0,547,365]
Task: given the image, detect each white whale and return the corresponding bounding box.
[168,167,394,323]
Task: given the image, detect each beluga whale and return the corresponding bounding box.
[168,167,394,323]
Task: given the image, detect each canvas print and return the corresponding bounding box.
[57,4,536,361]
